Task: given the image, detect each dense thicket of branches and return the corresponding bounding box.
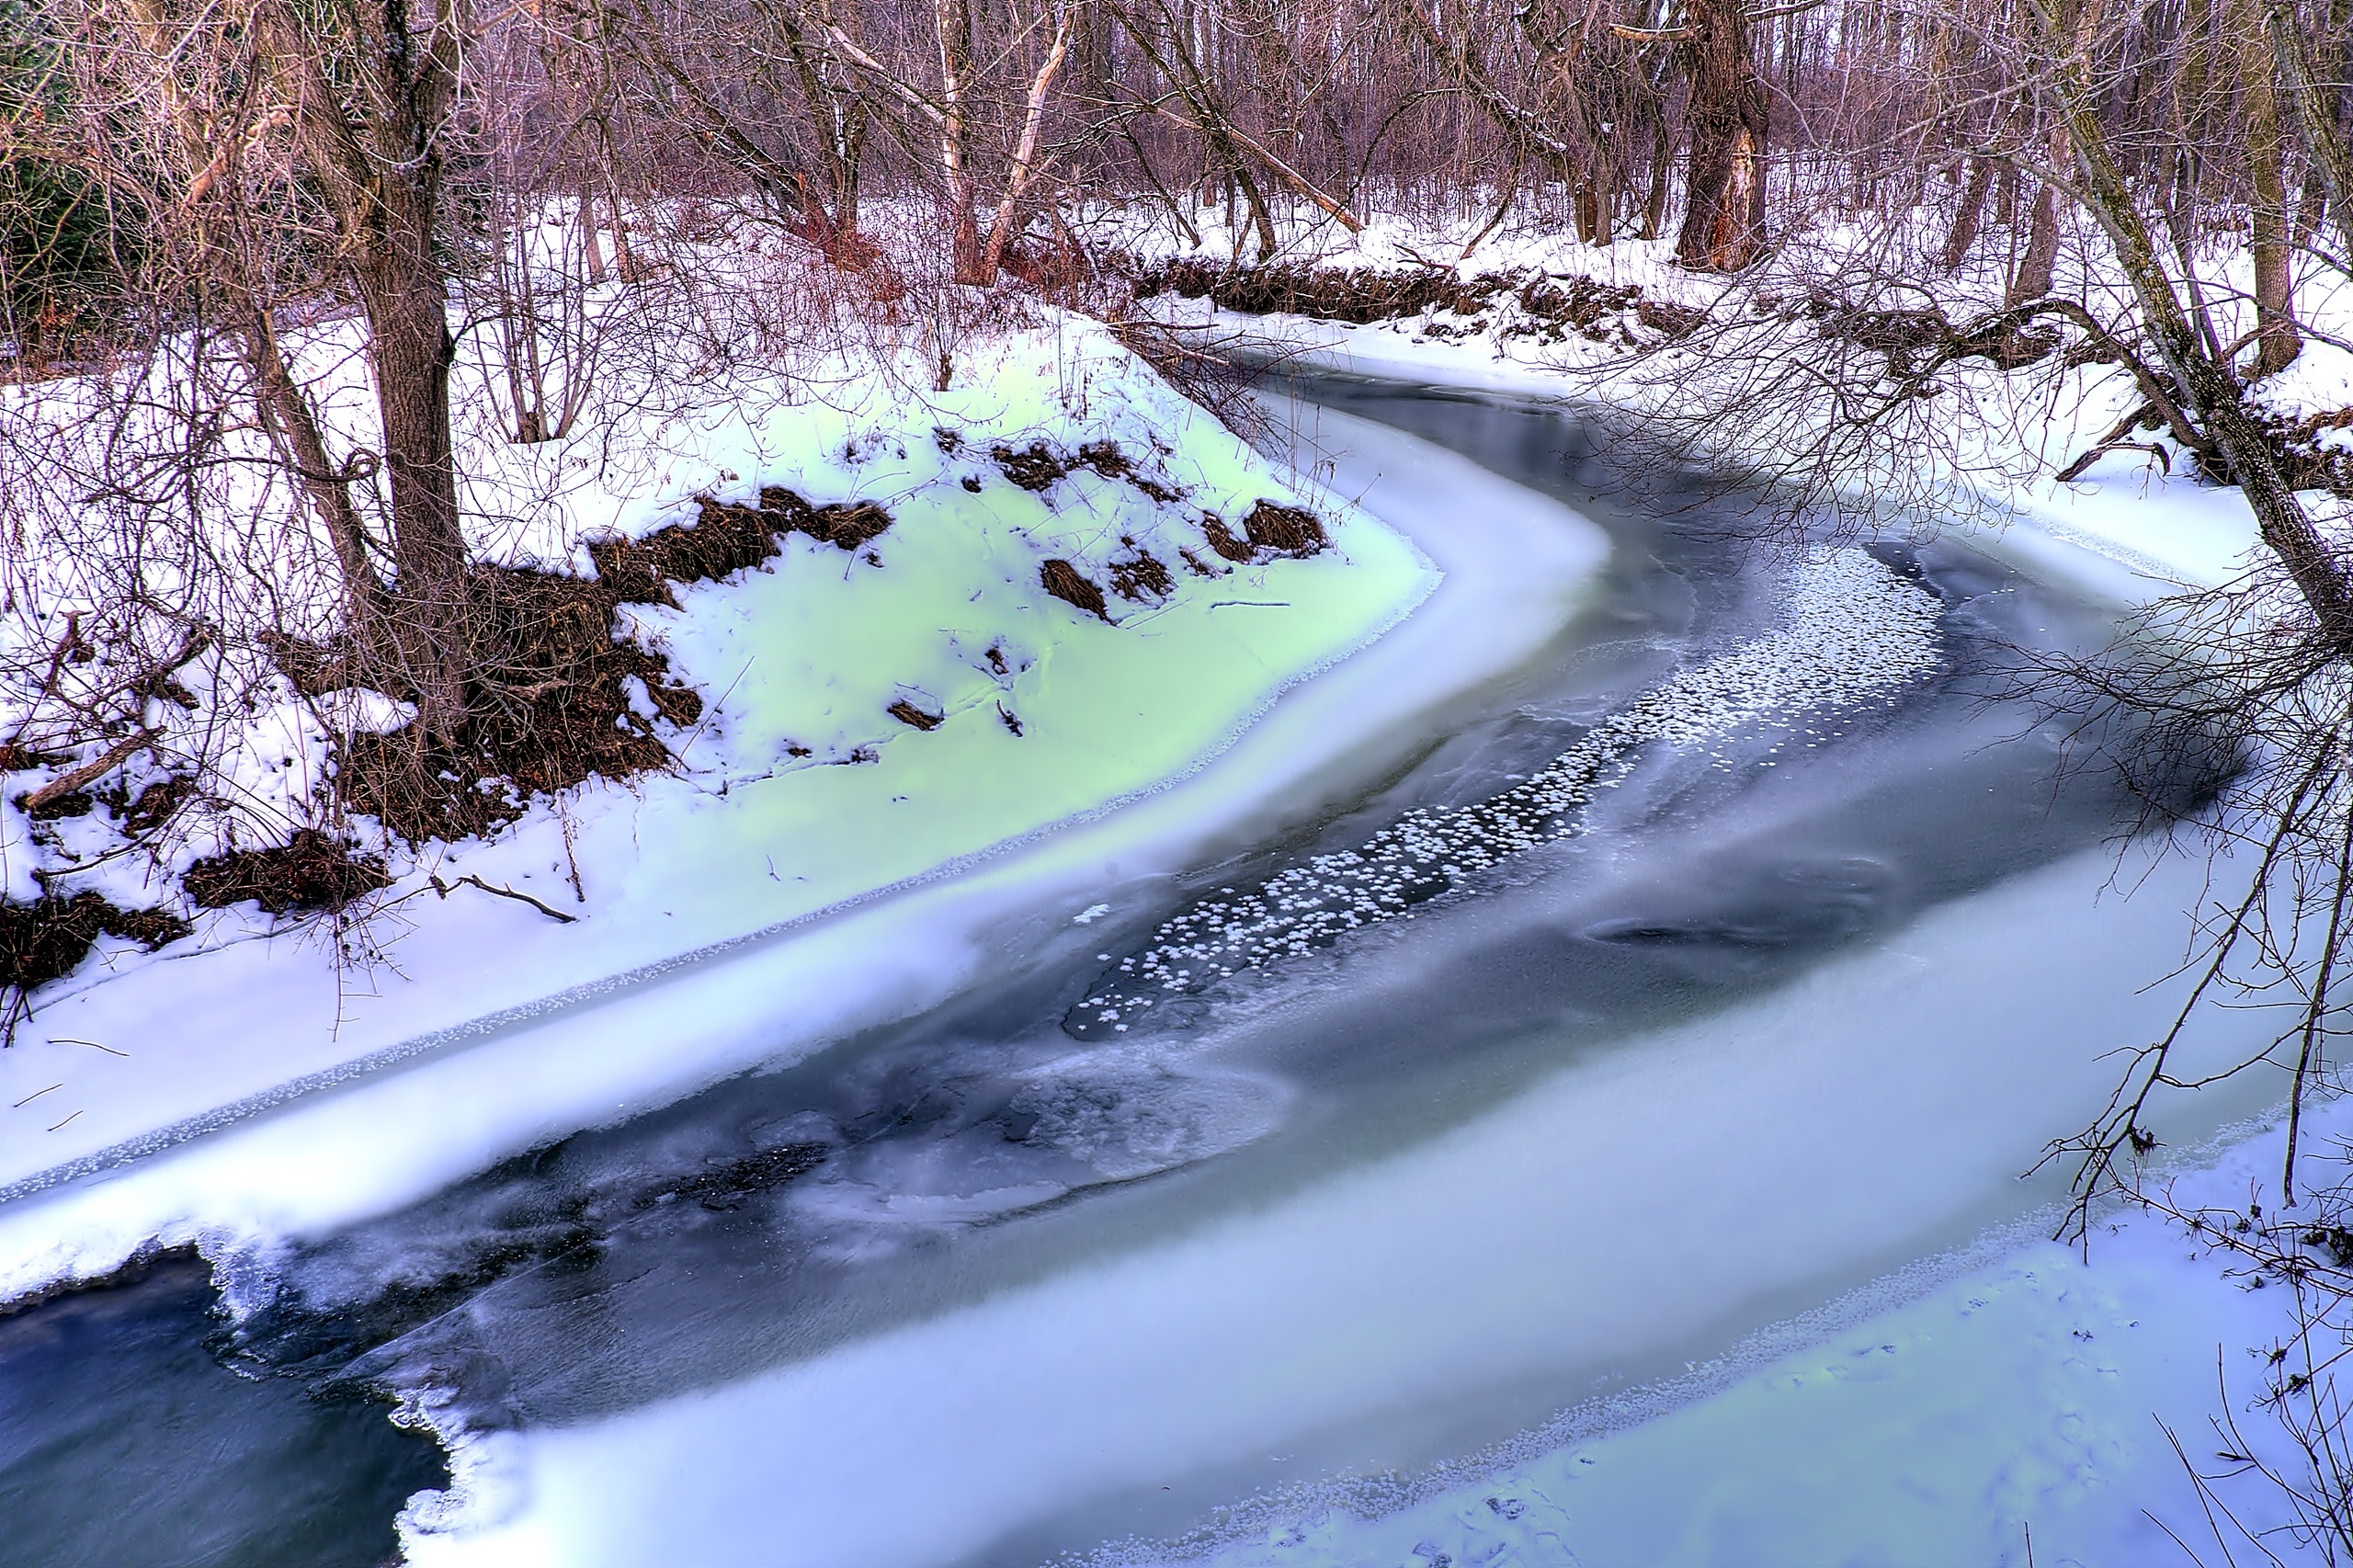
[11,0,2352,324]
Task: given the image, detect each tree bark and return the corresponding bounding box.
[2241,0,2302,377]
[1940,155,1995,269]
[1674,0,1768,271]
[935,0,985,281]
[265,0,471,744]
[2007,178,2060,302]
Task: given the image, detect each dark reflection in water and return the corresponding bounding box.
[0,1253,446,1568]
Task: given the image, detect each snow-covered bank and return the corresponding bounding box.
[1243,304,2279,603]
[1118,213,2353,605]
[0,396,1607,1298]
[0,319,1439,1199]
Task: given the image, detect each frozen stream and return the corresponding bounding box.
[0,381,2290,1567]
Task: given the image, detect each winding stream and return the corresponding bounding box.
[0,378,2282,1567]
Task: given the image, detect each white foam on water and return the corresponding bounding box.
[1081,546,1941,1027]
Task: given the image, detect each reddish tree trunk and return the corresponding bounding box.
[1674,0,1768,271]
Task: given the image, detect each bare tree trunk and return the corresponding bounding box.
[2008,178,2060,302]
[1940,154,1995,268]
[2006,115,2068,303]
[579,174,609,285]
[2244,0,2304,375]
[979,0,1077,277]
[265,0,472,744]
[936,0,985,281]
[1674,0,1768,271]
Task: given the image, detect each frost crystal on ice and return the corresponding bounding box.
[1074,548,1943,1033]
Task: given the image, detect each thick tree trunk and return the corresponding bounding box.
[1674,0,1768,271]
[267,0,472,744]
[361,206,469,740]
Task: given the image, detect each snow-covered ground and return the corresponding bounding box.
[1110,204,2353,604]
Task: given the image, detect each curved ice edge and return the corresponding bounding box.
[0,537,1440,1214]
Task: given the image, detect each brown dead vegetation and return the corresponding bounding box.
[0,889,191,1041]
[887,699,945,730]
[586,487,894,607]
[1199,514,1256,562]
[184,828,392,915]
[995,442,1071,491]
[1108,543,1175,601]
[1040,559,1109,619]
[1125,258,1704,347]
[0,892,188,994]
[994,438,1184,503]
[320,489,892,842]
[1243,500,1327,555]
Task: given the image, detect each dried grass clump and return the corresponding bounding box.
[994,442,1071,491]
[1108,546,1174,601]
[1243,500,1327,555]
[1199,514,1256,562]
[586,487,895,607]
[1040,559,1108,619]
[185,828,392,915]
